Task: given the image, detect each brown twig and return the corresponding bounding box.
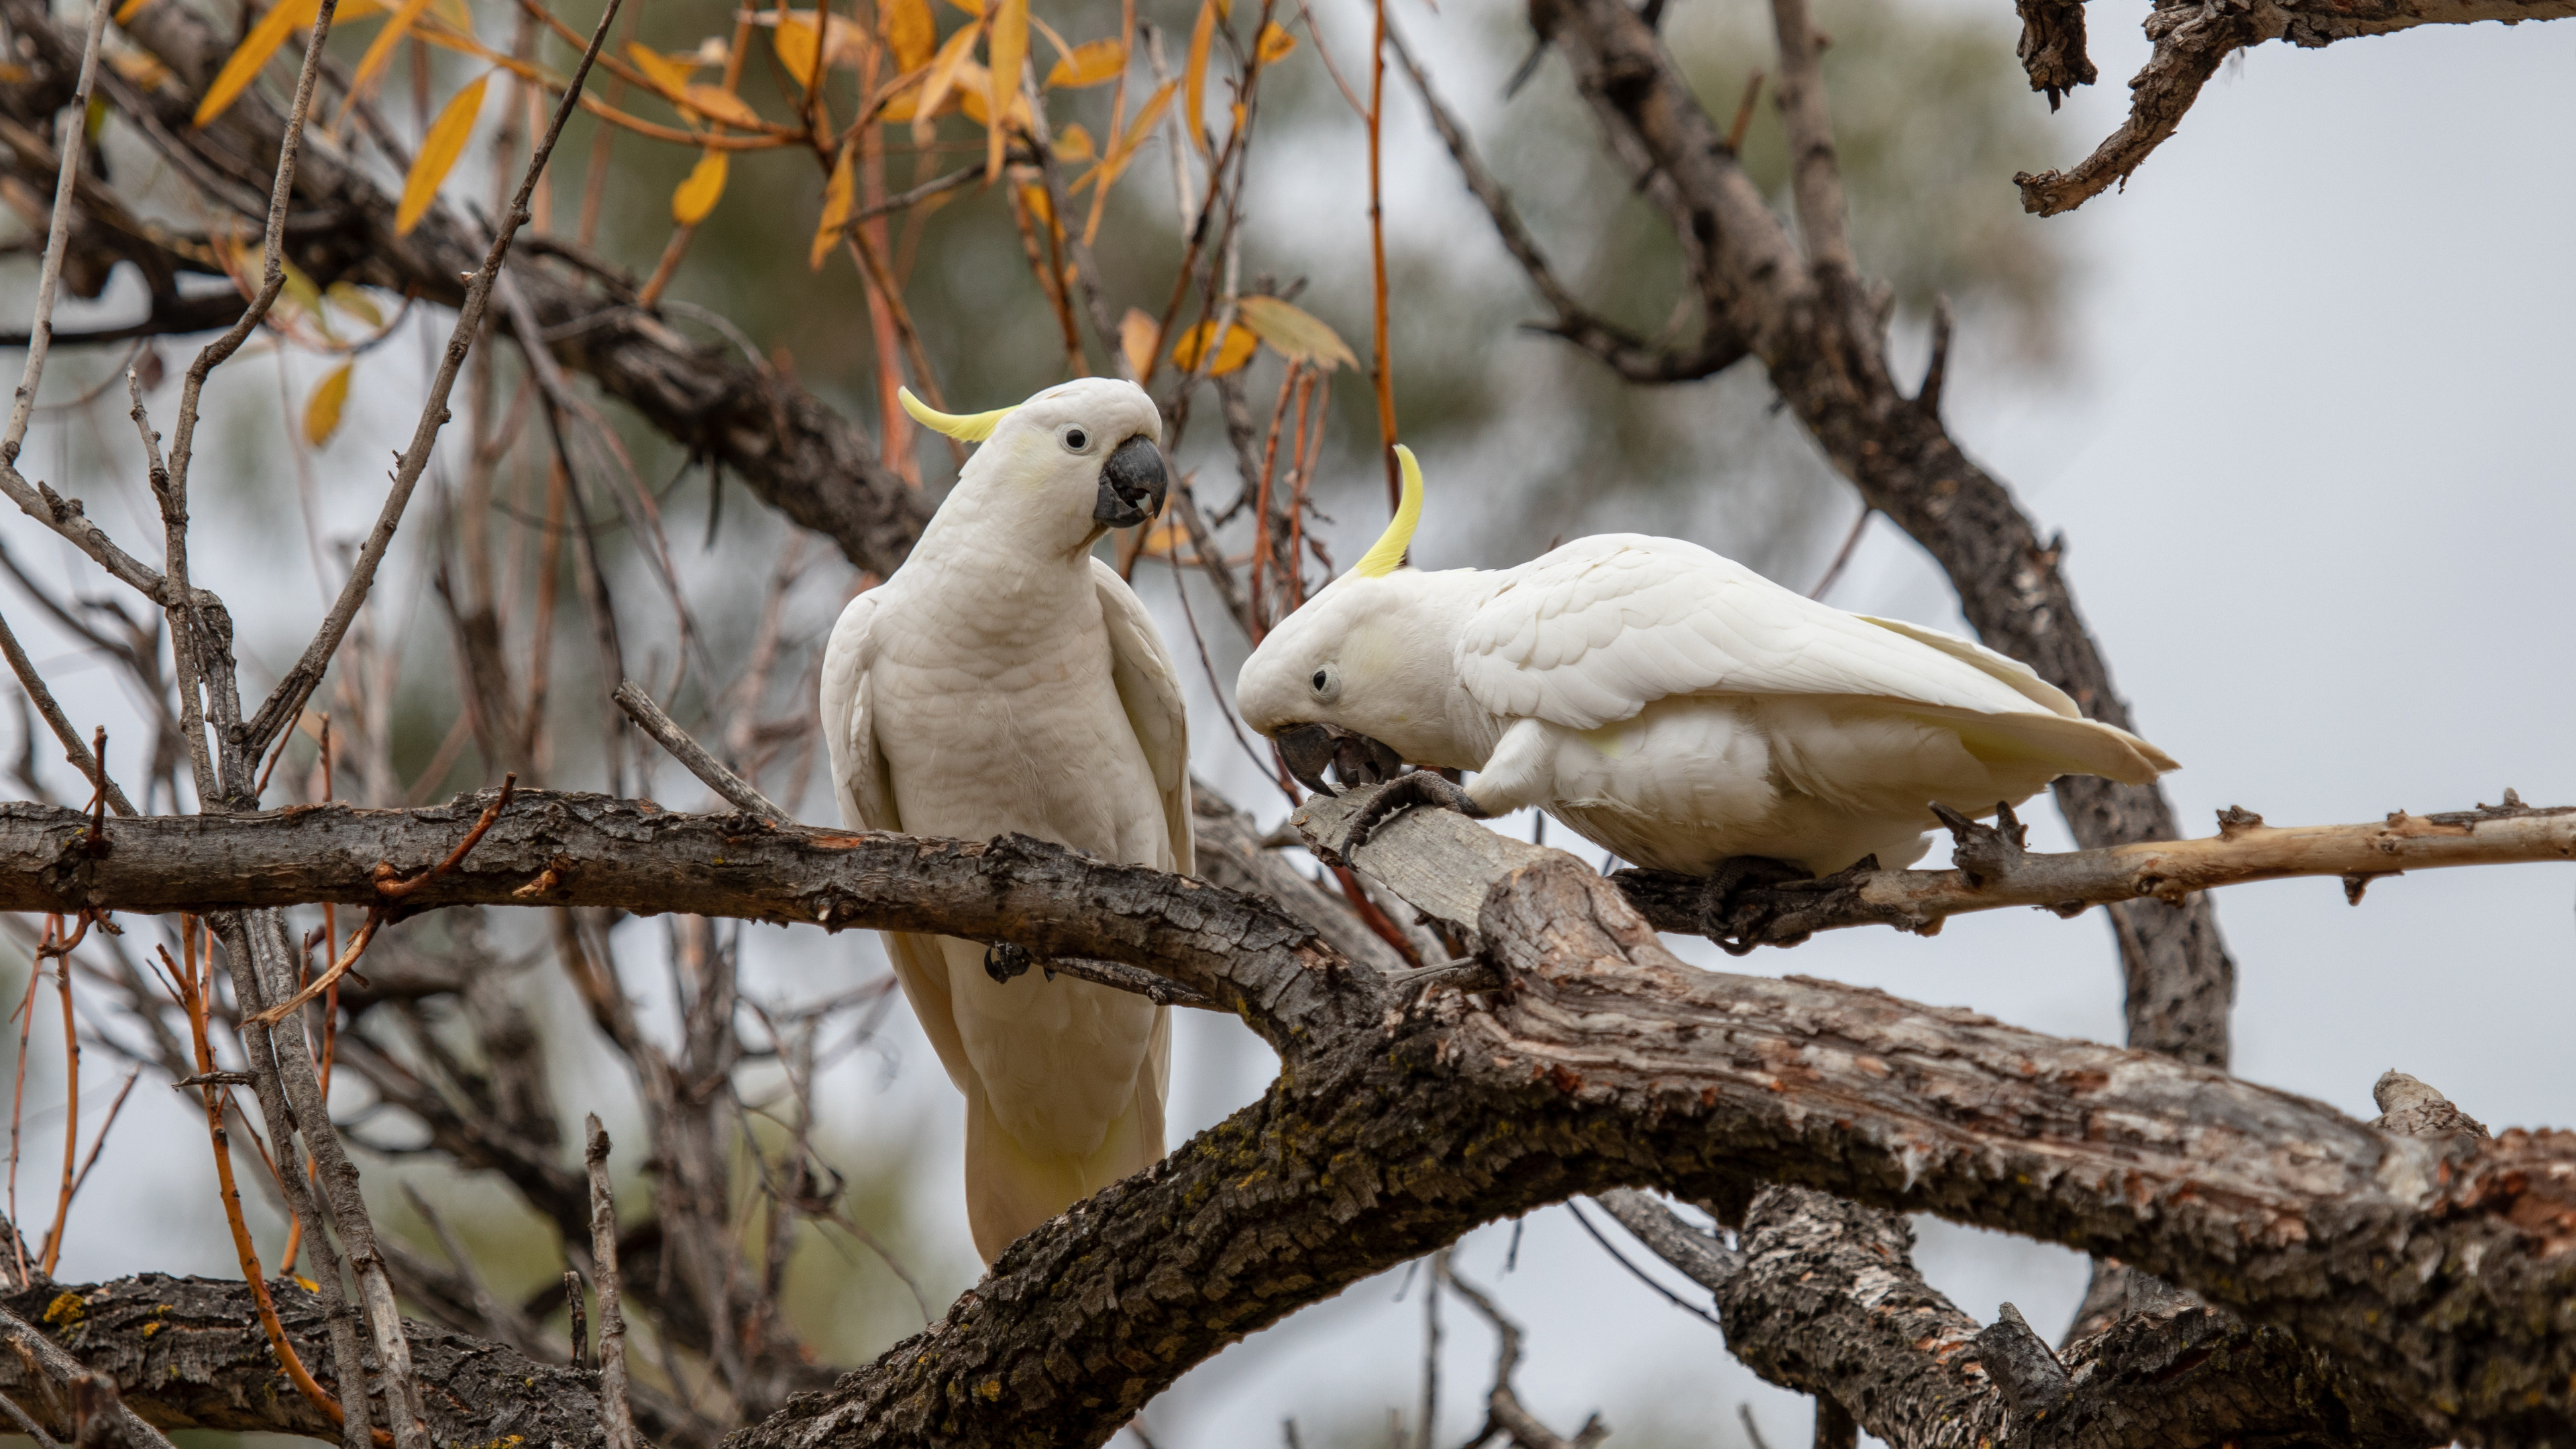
[1365,0,1399,513]
[1,0,115,464]
[610,682,790,822]
[0,611,136,818]
[582,1116,637,1449]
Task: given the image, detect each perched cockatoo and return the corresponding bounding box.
[820,378,1187,1265]
[1237,446,2174,892]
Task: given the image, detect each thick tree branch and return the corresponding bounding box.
[2015,0,2576,216]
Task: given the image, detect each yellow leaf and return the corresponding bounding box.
[293,1275,321,1293]
[1052,121,1093,162]
[1170,319,1254,377]
[1018,182,1051,231]
[1182,0,1216,156]
[196,0,319,127]
[881,0,934,72]
[811,143,853,270]
[1255,20,1295,63]
[107,51,172,89]
[343,0,436,113]
[1095,79,1176,189]
[1236,295,1356,372]
[110,0,153,25]
[672,148,727,224]
[1044,36,1122,88]
[625,42,697,101]
[395,72,486,235]
[427,0,471,32]
[325,281,384,329]
[1119,308,1159,380]
[773,13,819,84]
[985,0,1026,179]
[909,18,980,144]
[303,362,352,446]
[683,83,763,128]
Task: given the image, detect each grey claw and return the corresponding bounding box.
[1345,771,1485,851]
[984,942,1033,983]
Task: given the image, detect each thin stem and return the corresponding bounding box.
[1,0,115,464]
[1367,0,1399,513]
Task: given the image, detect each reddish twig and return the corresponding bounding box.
[373,773,519,900]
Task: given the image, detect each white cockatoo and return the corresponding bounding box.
[820,378,1189,1265]
[1237,446,2175,894]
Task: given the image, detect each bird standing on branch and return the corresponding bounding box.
[820,379,1188,1264]
[1237,446,2175,897]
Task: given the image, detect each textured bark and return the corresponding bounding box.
[0,1274,601,1448]
[2014,0,2576,215]
[2015,0,2098,105]
[0,0,930,579]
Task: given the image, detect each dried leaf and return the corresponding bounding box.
[196,0,319,127]
[1045,36,1122,88]
[344,0,436,111]
[672,148,728,224]
[1236,295,1356,371]
[303,361,353,447]
[625,42,697,101]
[1170,318,1254,377]
[1018,182,1053,231]
[395,72,487,235]
[881,0,934,72]
[1095,78,1176,189]
[325,281,384,329]
[811,143,854,270]
[427,0,471,32]
[773,13,819,84]
[1182,0,1216,156]
[910,18,981,143]
[683,83,763,128]
[1255,20,1295,63]
[985,0,1026,179]
[1119,308,1159,380]
[1052,121,1093,162]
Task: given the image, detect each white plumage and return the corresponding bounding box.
[820,378,1187,1264]
[1237,453,2173,875]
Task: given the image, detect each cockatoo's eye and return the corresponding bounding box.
[1061,426,1091,453]
[1309,665,1340,701]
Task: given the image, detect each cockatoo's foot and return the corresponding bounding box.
[983,941,1033,983]
[1694,855,1821,957]
[1344,770,1489,850]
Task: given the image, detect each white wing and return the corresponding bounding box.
[1456,535,2174,781]
[1092,556,1193,877]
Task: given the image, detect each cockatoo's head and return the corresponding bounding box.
[1237,445,1480,792]
[901,378,1169,552]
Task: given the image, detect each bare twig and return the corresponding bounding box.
[0,610,136,817]
[1,0,115,464]
[611,681,790,822]
[584,1116,637,1449]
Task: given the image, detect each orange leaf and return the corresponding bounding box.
[1236,295,1357,372]
[624,42,697,100]
[672,148,729,224]
[683,83,763,128]
[1019,182,1053,231]
[197,0,319,126]
[985,0,1026,179]
[1052,121,1093,162]
[1095,78,1176,189]
[342,0,436,117]
[1170,319,1254,377]
[395,72,486,235]
[773,13,819,84]
[1182,0,1216,156]
[303,361,353,446]
[812,143,854,270]
[1119,308,1159,381]
[881,0,934,72]
[910,18,981,143]
[1045,36,1123,88]
[1255,20,1295,63]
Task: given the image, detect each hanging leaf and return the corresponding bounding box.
[343,0,437,113]
[1182,0,1216,156]
[625,42,698,101]
[909,18,981,143]
[427,0,472,32]
[773,12,820,83]
[196,0,319,126]
[984,0,1026,180]
[811,144,854,270]
[1119,308,1159,381]
[1093,79,1176,189]
[1236,295,1356,371]
[325,281,384,329]
[1170,319,1254,377]
[1044,36,1121,88]
[672,149,728,224]
[881,0,934,72]
[303,362,353,447]
[683,84,763,128]
[1052,121,1093,163]
[1255,21,1295,64]
[395,72,487,235]
[1018,182,1053,231]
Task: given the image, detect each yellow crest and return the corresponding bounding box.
[898,386,1016,442]
[1353,443,1424,578]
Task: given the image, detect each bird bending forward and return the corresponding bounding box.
[820,378,1188,1264]
[1236,447,2174,883]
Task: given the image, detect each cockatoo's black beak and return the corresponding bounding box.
[1272,722,1403,796]
[1094,435,1169,528]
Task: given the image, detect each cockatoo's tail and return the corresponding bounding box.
[824,377,1190,1264]
[1237,447,2179,876]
